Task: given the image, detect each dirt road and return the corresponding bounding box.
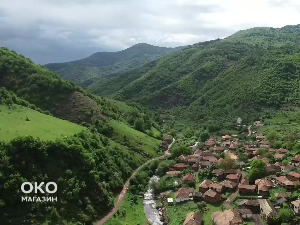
[97,138,175,225]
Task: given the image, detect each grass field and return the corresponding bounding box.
[104,194,149,225]
[166,197,225,225]
[0,104,86,141]
[109,120,161,157]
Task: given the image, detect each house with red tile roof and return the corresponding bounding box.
[184,212,203,225]
[255,179,273,197]
[287,171,300,182]
[209,183,224,193]
[183,173,195,183]
[199,180,212,193]
[174,187,194,203]
[166,171,181,176]
[203,156,218,163]
[204,189,221,203]
[226,173,241,183]
[291,155,300,167]
[238,185,256,194]
[274,153,285,160]
[276,176,300,190]
[211,209,243,225]
[173,163,188,171]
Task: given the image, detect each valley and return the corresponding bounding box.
[2,24,300,225]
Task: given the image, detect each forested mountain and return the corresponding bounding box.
[91,25,300,122]
[45,43,183,87]
[0,48,162,224]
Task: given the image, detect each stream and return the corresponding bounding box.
[143,175,163,225]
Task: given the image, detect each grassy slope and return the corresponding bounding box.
[0,104,86,141]
[109,120,161,157]
[103,194,149,225]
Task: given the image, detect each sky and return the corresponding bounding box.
[1,0,300,64]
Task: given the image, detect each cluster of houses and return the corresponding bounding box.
[160,129,300,225]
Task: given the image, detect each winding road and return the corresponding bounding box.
[97,138,175,225]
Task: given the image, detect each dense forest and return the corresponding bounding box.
[86,25,300,123]
[45,43,183,88]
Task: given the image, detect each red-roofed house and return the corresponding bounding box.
[226,173,241,183]
[204,189,221,203]
[183,173,195,183]
[199,180,212,193]
[173,163,188,171]
[287,171,300,182]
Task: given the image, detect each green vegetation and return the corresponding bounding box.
[247,160,267,181]
[104,194,148,225]
[0,132,146,224]
[45,43,182,88]
[109,120,161,157]
[82,25,300,123]
[0,105,86,141]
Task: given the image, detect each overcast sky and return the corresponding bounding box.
[1,0,300,64]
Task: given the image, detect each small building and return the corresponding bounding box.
[166,171,181,176]
[276,148,288,154]
[291,200,300,215]
[259,199,276,224]
[226,173,241,183]
[276,176,300,190]
[193,192,203,202]
[184,212,203,225]
[238,199,260,214]
[167,198,174,205]
[205,138,216,147]
[173,163,188,171]
[192,163,199,172]
[291,155,300,167]
[204,189,221,203]
[209,183,224,193]
[203,156,218,163]
[287,171,300,182]
[255,179,273,197]
[274,192,291,205]
[199,161,213,169]
[211,209,243,225]
[183,173,196,183]
[238,185,256,194]
[222,135,233,141]
[199,180,212,193]
[266,165,281,175]
[256,135,265,141]
[174,187,194,203]
[178,155,188,163]
[221,180,237,192]
[274,153,285,160]
[212,169,225,180]
[236,209,253,219]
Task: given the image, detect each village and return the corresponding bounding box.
[153,118,300,225]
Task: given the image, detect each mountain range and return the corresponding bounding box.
[45,43,183,87]
[88,25,300,123]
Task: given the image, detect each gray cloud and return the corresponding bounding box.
[0,0,299,64]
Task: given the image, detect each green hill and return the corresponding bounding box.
[0,48,163,224]
[45,43,183,88]
[0,104,86,142]
[89,25,300,123]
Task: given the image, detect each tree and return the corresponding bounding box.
[279,208,293,223]
[273,141,282,149]
[267,131,279,141]
[247,160,267,181]
[171,146,192,158]
[218,158,236,170]
[282,160,289,166]
[134,118,144,132]
[200,132,210,142]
